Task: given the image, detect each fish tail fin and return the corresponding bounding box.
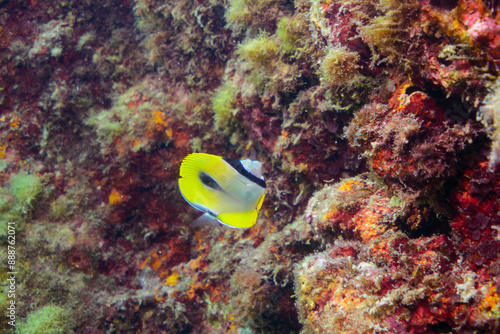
[217,210,258,229]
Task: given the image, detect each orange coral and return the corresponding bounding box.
[108,188,124,205]
[10,116,21,129]
[165,271,180,286]
[353,199,394,241]
[338,179,362,192]
[480,283,500,317]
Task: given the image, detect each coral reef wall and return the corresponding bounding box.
[0,0,499,333]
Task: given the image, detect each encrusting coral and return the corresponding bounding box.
[295,233,500,334]
[296,171,500,333]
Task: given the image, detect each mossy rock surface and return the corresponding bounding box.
[9,174,42,208]
[16,304,75,334]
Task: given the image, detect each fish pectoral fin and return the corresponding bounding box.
[216,210,258,229]
[191,213,220,228]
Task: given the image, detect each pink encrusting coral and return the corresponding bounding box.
[1,0,500,332]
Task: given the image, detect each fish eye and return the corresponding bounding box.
[199,172,223,191]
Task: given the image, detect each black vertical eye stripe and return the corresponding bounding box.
[199,172,224,191]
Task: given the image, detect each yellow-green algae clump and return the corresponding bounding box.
[0,172,43,238]
[319,45,364,87]
[9,173,43,210]
[16,304,75,334]
[212,76,241,129]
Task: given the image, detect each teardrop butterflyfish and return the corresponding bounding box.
[178,153,266,228]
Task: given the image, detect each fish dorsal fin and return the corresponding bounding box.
[223,157,266,189]
[240,159,264,179]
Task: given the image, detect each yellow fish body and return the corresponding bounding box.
[178,153,266,228]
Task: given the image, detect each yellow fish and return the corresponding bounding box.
[178,153,266,228]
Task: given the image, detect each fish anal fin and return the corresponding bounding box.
[191,213,220,228]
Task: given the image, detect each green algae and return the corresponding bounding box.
[0,273,9,313]
[226,0,286,31]
[85,109,125,145]
[0,172,43,239]
[0,193,20,240]
[84,79,168,152]
[212,79,240,129]
[16,304,75,334]
[9,173,43,209]
[319,45,364,87]
[237,34,280,67]
[276,17,304,54]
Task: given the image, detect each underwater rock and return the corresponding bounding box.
[305,173,450,241]
[295,232,500,333]
[345,84,481,195]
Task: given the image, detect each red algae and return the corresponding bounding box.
[345,84,481,195]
